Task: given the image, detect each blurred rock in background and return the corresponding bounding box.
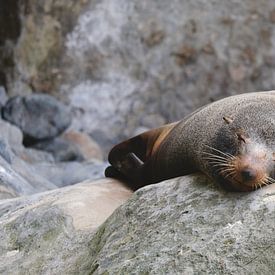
[1,0,275,154]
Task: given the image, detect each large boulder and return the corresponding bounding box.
[2,94,72,143]
[66,0,275,150]
[0,178,132,274]
[89,175,275,274]
[0,175,274,274]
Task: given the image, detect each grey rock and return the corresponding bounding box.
[0,118,23,150]
[0,119,57,198]
[0,86,8,107]
[0,178,132,274]
[0,139,12,163]
[32,137,84,162]
[0,175,274,274]
[0,154,43,198]
[19,148,55,164]
[11,156,57,193]
[0,117,55,163]
[89,175,275,274]
[64,0,275,151]
[2,94,72,142]
[31,130,104,162]
[33,161,108,188]
[62,130,104,161]
[0,149,57,199]
[0,1,88,96]
[0,117,105,197]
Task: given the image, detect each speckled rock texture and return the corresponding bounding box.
[65,0,275,150]
[0,175,274,274]
[90,175,275,274]
[0,0,89,95]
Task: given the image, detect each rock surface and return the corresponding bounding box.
[2,94,72,143]
[0,86,8,107]
[62,130,103,161]
[0,174,274,274]
[32,130,103,162]
[0,178,132,274]
[66,0,275,150]
[0,0,89,95]
[32,137,84,162]
[33,160,108,188]
[0,119,57,199]
[89,175,275,274]
[0,117,106,199]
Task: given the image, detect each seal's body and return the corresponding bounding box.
[105,91,275,191]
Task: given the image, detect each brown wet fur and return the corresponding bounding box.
[106,122,180,190]
[106,91,275,191]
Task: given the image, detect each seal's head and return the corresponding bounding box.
[203,129,275,191]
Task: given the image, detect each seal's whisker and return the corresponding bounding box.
[203,158,226,164]
[218,166,236,175]
[258,182,263,189]
[209,163,227,167]
[203,157,227,163]
[212,165,235,170]
[222,170,236,179]
[202,152,229,161]
[202,156,229,164]
[260,178,268,186]
[216,164,235,170]
[218,168,235,174]
[260,182,263,189]
[202,155,235,164]
[219,169,235,176]
[266,176,275,182]
[266,176,275,185]
[204,145,235,159]
[211,162,235,168]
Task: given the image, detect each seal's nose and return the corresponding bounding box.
[241,168,256,182]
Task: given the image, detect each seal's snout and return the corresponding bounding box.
[240,168,256,182]
[228,142,274,190]
[211,140,275,191]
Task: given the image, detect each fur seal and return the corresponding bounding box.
[105,91,275,191]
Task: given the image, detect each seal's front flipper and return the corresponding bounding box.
[107,152,144,180]
[120,152,144,171]
[105,166,123,179]
[105,153,146,190]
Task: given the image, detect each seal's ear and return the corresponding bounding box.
[237,133,246,143]
[235,129,248,143]
[223,116,234,124]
